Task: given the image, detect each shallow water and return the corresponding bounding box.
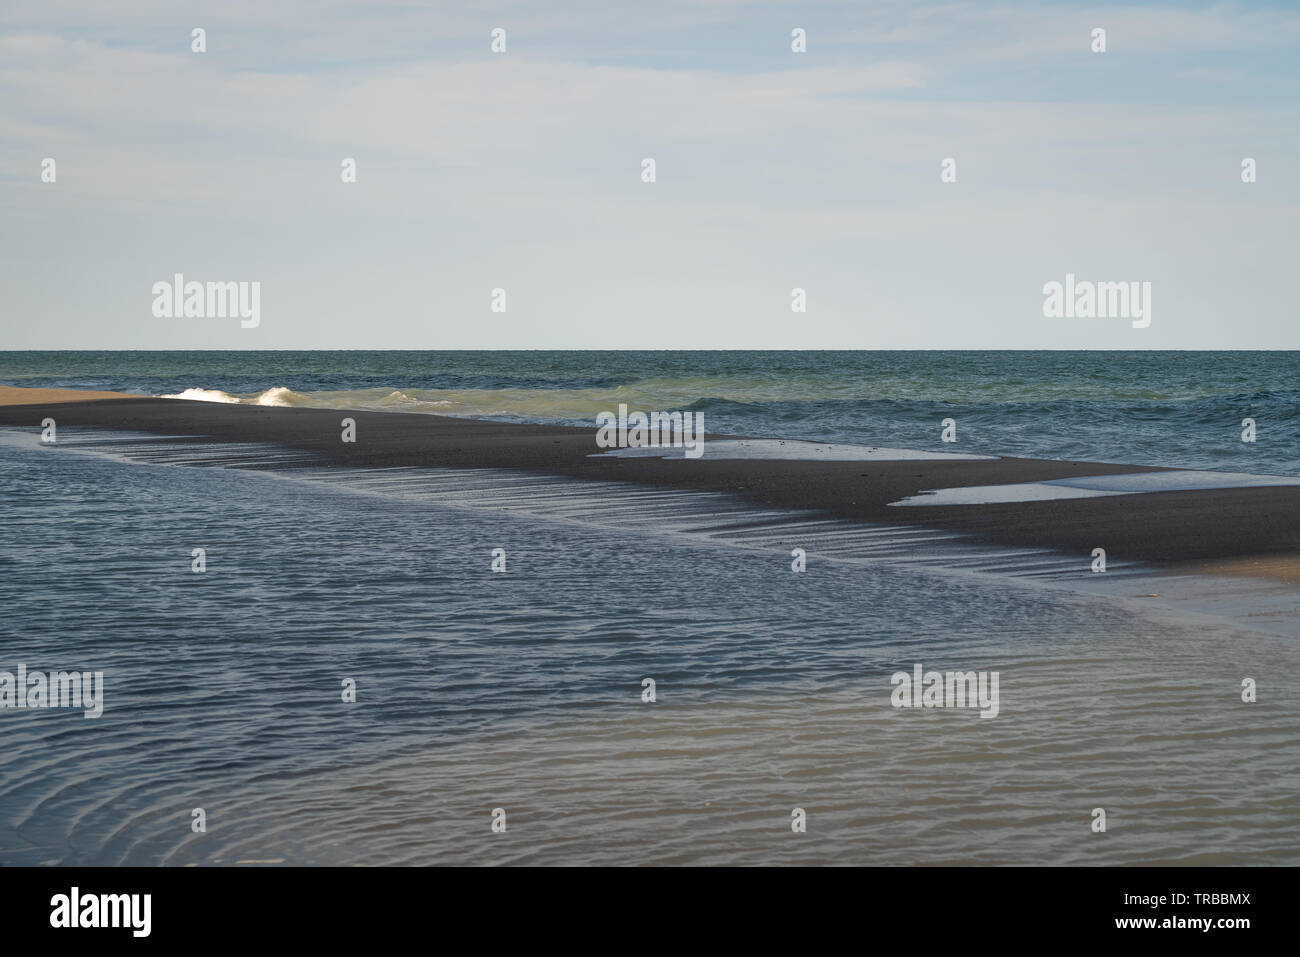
[1,429,1296,865]
[892,470,1300,506]
[594,438,996,460]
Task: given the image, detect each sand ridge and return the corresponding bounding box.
[3,384,1300,568]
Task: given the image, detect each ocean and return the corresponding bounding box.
[1,350,1297,474]
[1,351,1298,865]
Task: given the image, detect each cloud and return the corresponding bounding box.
[0,1,1296,348]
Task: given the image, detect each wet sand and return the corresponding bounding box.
[1185,555,1300,585]
[3,384,1299,566]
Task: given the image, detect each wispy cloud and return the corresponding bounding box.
[1,1,1296,348]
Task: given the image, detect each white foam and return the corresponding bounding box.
[254,386,294,406]
[162,387,241,403]
[892,470,1300,506]
[161,386,294,406]
[592,439,997,462]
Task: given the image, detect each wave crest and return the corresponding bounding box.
[162,386,297,407]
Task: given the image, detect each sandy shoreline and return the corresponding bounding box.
[3,383,1300,572]
[0,385,146,405]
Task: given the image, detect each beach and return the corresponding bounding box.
[5,0,1295,919]
[2,365,1298,867]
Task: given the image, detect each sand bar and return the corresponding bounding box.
[3,384,1299,567]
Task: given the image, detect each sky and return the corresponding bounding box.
[1,0,1297,349]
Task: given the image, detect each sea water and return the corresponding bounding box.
[2,350,1297,474]
[1,425,1297,865]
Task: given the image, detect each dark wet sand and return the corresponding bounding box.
[4,386,1299,567]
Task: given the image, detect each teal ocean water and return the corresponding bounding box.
[1,351,1298,865]
[2,350,1297,473]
